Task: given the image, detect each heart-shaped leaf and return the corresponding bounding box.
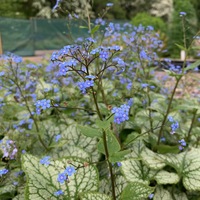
[22,154,98,200]
[154,170,180,185]
[120,182,154,200]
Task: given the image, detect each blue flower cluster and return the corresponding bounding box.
[168,116,179,134]
[0,139,18,160]
[111,104,130,124]
[178,139,186,150]
[54,190,64,196]
[0,168,8,176]
[40,156,51,166]
[77,80,94,94]
[13,118,34,132]
[35,99,51,114]
[55,134,61,142]
[57,166,76,184]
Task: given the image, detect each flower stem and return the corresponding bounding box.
[186,109,197,142]
[157,77,181,146]
[91,88,116,200]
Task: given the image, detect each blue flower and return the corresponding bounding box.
[149,193,154,199]
[106,3,114,7]
[117,162,122,167]
[0,71,5,76]
[112,104,130,124]
[113,57,126,67]
[22,150,26,154]
[40,156,51,166]
[52,0,62,11]
[179,139,186,147]
[64,166,76,176]
[110,45,121,51]
[180,12,186,16]
[127,98,134,107]
[141,83,149,88]
[57,173,67,184]
[99,51,109,61]
[12,56,23,63]
[13,181,18,186]
[77,80,94,94]
[0,168,8,176]
[35,99,51,114]
[55,134,61,142]
[95,18,106,26]
[160,137,166,142]
[168,116,174,122]
[140,50,149,60]
[58,62,68,76]
[54,190,64,196]
[171,121,179,133]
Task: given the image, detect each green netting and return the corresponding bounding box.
[0,17,89,56]
[0,17,33,56]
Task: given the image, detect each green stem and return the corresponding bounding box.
[91,88,116,200]
[186,109,197,142]
[157,77,181,146]
[10,65,49,151]
[99,79,108,106]
[17,84,49,151]
[146,88,154,134]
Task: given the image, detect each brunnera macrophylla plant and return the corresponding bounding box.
[0,7,200,200]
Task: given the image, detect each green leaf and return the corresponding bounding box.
[90,25,100,35]
[120,182,154,200]
[99,175,127,199]
[97,130,121,155]
[63,125,100,162]
[80,192,111,200]
[78,125,102,138]
[79,25,88,29]
[175,43,187,51]
[161,152,184,172]
[121,158,156,184]
[95,116,114,130]
[182,149,200,191]
[109,150,131,163]
[0,184,16,199]
[123,132,141,146]
[154,170,180,184]
[154,186,172,200]
[162,148,200,191]
[22,154,99,200]
[156,144,180,154]
[174,104,199,112]
[52,144,90,161]
[12,193,25,200]
[141,147,166,170]
[184,60,200,72]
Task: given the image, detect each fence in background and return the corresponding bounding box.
[0,17,89,56]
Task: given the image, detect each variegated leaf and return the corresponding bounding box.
[120,182,154,200]
[154,170,180,184]
[22,154,98,200]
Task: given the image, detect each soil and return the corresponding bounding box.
[155,71,200,99]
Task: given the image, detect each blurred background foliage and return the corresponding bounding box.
[0,0,200,58]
